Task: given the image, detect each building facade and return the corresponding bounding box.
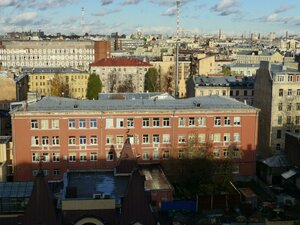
[90,58,152,93]
[254,62,300,155]
[25,67,89,99]
[236,50,283,65]
[0,40,111,70]
[11,95,259,181]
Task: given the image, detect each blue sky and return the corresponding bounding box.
[0,0,300,37]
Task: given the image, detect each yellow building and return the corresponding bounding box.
[26,67,89,99]
[197,54,217,75]
[150,55,191,98]
[236,50,284,65]
[0,136,13,182]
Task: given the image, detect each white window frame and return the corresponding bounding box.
[153,118,160,127]
[42,136,49,146]
[90,152,98,161]
[79,119,86,128]
[106,151,114,161]
[69,153,76,162]
[234,117,241,126]
[117,118,124,128]
[233,133,240,142]
[90,118,97,128]
[142,152,150,160]
[41,120,49,129]
[142,118,150,127]
[224,117,231,126]
[79,136,87,145]
[31,119,38,129]
[68,119,76,128]
[198,134,206,143]
[178,135,186,143]
[31,136,39,146]
[90,136,98,145]
[52,119,59,129]
[198,117,206,126]
[127,118,134,127]
[106,118,114,128]
[213,149,220,158]
[163,118,170,127]
[52,136,60,146]
[52,153,60,162]
[68,136,76,145]
[163,134,170,144]
[106,136,114,145]
[142,134,149,144]
[153,134,160,143]
[188,117,195,126]
[214,117,221,126]
[32,153,40,162]
[80,153,87,162]
[116,135,124,145]
[178,117,185,127]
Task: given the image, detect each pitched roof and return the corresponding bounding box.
[115,139,136,175]
[120,170,157,225]
[22,170,60,225]
[90,58,152,67]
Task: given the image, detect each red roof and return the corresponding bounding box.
[90,58,152,67]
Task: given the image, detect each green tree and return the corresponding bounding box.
[86,73,102,100]
[144,67,160,92]
[221,66,231,76]
[50,74,69,97]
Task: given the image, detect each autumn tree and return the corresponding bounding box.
[144,67,160,92]
[117,76,135,93]
[108,71,117,93]
[221,66,231,76]
[86,73,102,100]
[50,74,69,97]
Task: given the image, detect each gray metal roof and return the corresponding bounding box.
[98,92,173,100]
[23,95,257,112]
[262,155,292,168]
[193,75,236,87]
[0,182,33,198]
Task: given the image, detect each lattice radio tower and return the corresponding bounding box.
[175,0,180,98]
[81,7,85,35]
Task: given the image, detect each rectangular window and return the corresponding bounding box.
[79,119,86,128]
[53,169,60,176]
[90,152,98,161]
[117,118,124,128]
[153,118,160,127]
[287,116,292,124]
[213,149,220,158]
[287,103,292,111]
[153,150,159,160]
[80,136,87,145]
[223,133,230,142]
[278,116,282,125]
[90,118,97,128]
[69,136,76,145]
[106,151,114,161]
[116,135,124,145]
[278,76,284,82]
[234,117,241,126]
[213,133,221,142]
[244,90,247,96]
[223,150,228,158]
[178,135,186,143]
[214,117,221,126]
[68,119,76,128]
[42,136,49,146]
[153,134,160,143]
[80,153,87,162]
[287,89,292,96]
[189,117,195,126]
[42,153,50,162]
[90,136,98,145]
[142,152,150,160]
[198,133,205,143]
[69,153,76,162]
[31,136,39,146]
[163,118,170,127]
[233,133,240,142]
[32,153,40,162]
[31,119,38,129]
[52,136,60,146]
[106,136,114,144]
[276,144,281,151]
[106,118,114,128]
[163,134,170,143]
[279,89,283,96]
[162,151,169,160]
[178,150,185,159]
[142,118,150,127]
[178,117,185,127]
[198,117,206,126]
[297,89,300,96]
[41,120,49,129]
[277,130,282,139]
[127,118,134,127]
[296,116,300,125]
[297,103,300,110]
[52,119,59,129]
[278,103,283,111]
[224,117,231,126]
[142,134,149,144]
[52,153,60,162]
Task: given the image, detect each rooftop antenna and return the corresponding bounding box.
[81,7,85,35]
[175,0,180,99]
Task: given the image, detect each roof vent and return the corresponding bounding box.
[73,104,78,109]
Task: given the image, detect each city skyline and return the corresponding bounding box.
[0,0,300,37]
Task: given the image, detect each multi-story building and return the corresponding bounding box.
[254,61,300,155]
[11,94,259,181]
[90,58,152,93]
[186,76,255,105]
[229,63,259,77]
[0,40,111,70]
[150,55,191,97]
[235,50,283,65]
[24,67,89,99]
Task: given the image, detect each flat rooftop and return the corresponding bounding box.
[66,171,129,199]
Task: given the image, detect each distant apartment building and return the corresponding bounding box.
[229,64,259,77]
[90,58,152,93]
[24,67,89,99]
[11,95,259,181]
[0,40,111,70]
[236,50,283,65]
[186,75,255,105]
[196,54,217,75]
[254,62,300,155]
[150,55,191,98]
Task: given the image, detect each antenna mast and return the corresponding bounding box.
[81,7,85,35]
[175,0,180,98]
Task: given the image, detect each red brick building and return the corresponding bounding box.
[11,94,259,181]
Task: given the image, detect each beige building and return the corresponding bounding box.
[150,55,191,98]
[0,40,111,70]
[90,58,152,93]
[0,136,13,182]
[26,67,89,99]
[236,50,284,65]
[254,62,300,155]
[197,54,217,76]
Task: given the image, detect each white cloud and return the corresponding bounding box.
[92,8,121,16]
[10,12,38,25]
[123,0,141,5]
[211,0,240,16]
[0,0,17,7]
[101,0,113,5]
[162,6,176,16]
